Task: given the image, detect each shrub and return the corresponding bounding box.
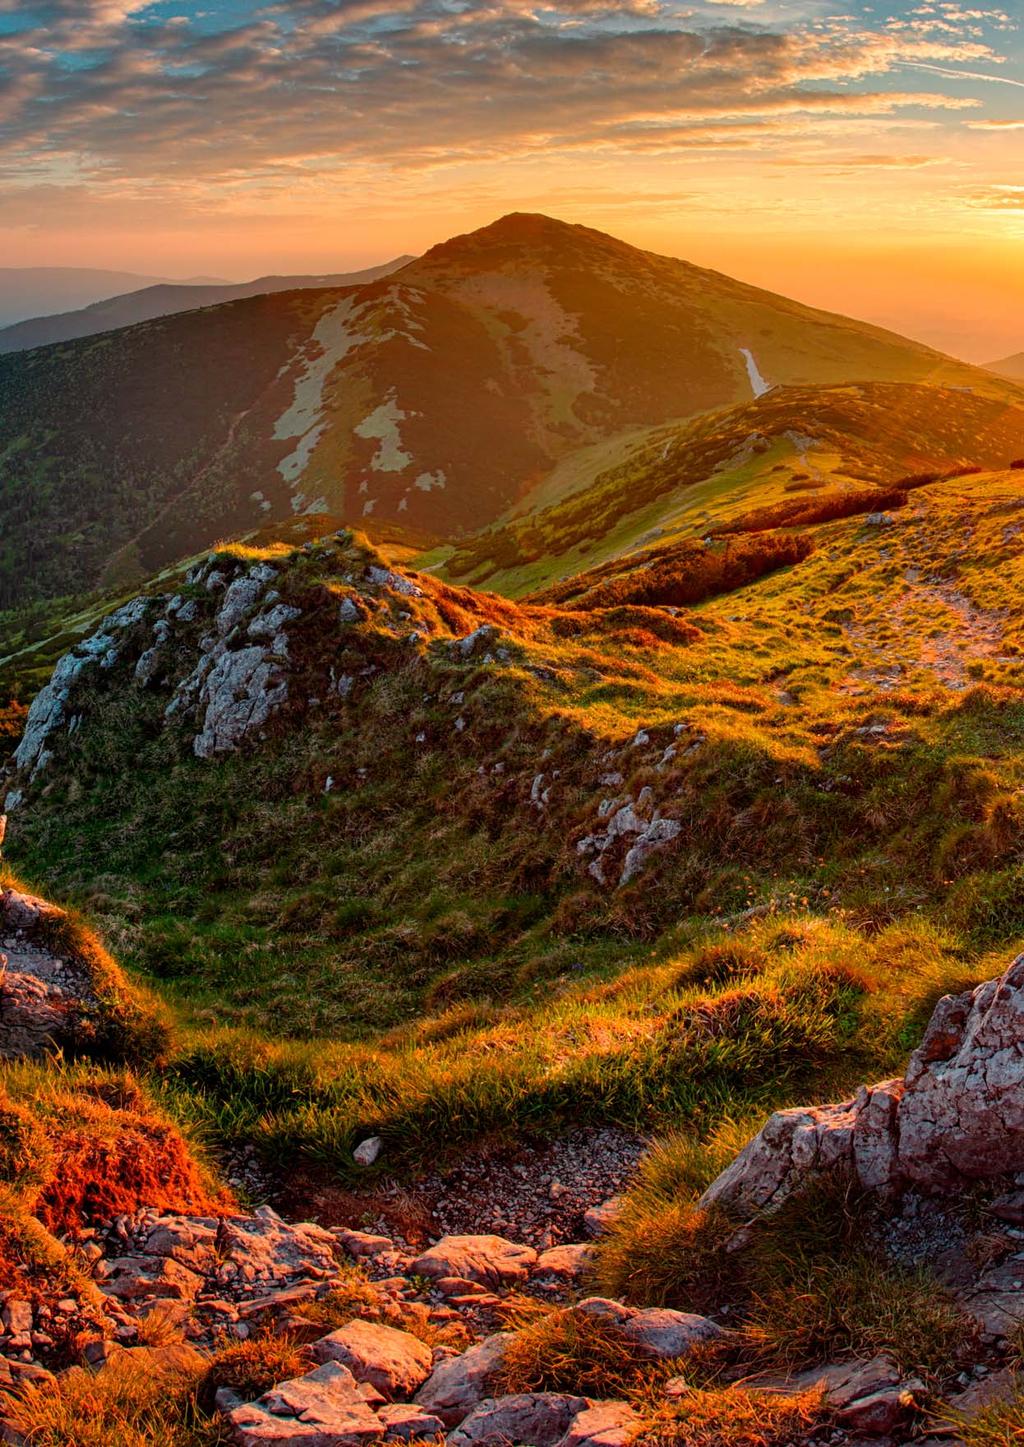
[536,534,814,611]
[708,487,907,535]
[639,1385,828,1447]
[197,1335,310,1413]
[5,1344,215,1447]
[494,1307,657,1399]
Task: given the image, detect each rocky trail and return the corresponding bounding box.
[0,894,95,1060]
[6,955,1024,1442]
[272,1127,647,1255]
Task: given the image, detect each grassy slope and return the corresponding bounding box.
[5,469,1024,1183]
[2,215,1021,613]
[435,381,1024,596]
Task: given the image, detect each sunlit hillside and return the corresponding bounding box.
[1,216,1018,612]
[5,218,1024,1447]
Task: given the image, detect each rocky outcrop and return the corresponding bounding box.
[701,954,1024,1217]
[12,599,149,777]
[0,888,97,1058]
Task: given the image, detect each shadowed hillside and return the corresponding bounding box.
[1,214,1018,611]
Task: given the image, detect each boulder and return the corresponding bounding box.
[573,1299,720,1360]
[535,1244,597,1282]
[583,1200,621,1238]
[228,1361,382,1446]
[312,1321,433,1400]
[376,1403,446,1441]
[619,1307,722,1360]
[414,1332,511,1427]
[0,969,78,1059]
[216,1210,339,1290]
[141,1217,220,1273]
[701,954,1024,1217]
[410,1236,537,1290]
[99,1255,204,1302]
[449,1392,587,1446]
[332,1229,394,1261]
[748,1354,925,1434]
[555,1401,641,1447]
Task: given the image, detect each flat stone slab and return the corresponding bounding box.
[410,1235,537,1290]
[312,1320,433,1400]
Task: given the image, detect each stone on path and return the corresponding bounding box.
[312,1320,433,1400]
[449,1391,588,1447]
[410,1236,537,1290]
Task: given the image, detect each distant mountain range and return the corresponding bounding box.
[0,267,226,329]
[0,212,1020,609]
[0,258,415,355]
[988,352,1024,383]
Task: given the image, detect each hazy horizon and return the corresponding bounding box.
[1,1,1021,363]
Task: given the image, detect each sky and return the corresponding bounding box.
[0,0,1021,360]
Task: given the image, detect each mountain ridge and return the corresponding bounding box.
[0,211,1020,613]
[0,256,416,355]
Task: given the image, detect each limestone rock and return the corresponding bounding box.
[141,1218,220,1274]
[332,1229,394,1260]
[99,1255,204,1302]
[414,1332,511,1427]
[583,1200,621,1238]
[535,1244,597,1281]
[555,1401,641,1447]
[312,1320,433,1400]
[619,1306,722,1359]
[701,954,1024,1216]
[227,1361,382,1446]
[192,645,289,759]
[410,1236,537,1290]
[449,1391,587,1447]
[216,1210,339,1289]
[376,1402,446,1441]
[573,1299,720,1359]
[353,1137,383,1167]
[619,818,681,887]
[0,969,76,1059]
[748,1355,924,1435]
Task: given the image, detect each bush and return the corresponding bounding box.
[197,1335,310,1413]
[536,533,815,611]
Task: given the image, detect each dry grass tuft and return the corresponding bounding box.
[639,1384,828,1447]
[494,1306,658,1399]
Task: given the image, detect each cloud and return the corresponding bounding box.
[0,0,1014,214]
[969,184,1024,209]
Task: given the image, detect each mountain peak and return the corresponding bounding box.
[418,210,624,268]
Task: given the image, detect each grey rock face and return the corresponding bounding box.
[701,953,1024,1217]
[449,1391,587,1447]
[215,565,278,633]
[192,646,289,759]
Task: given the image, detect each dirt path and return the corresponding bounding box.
[271,1126,646,1251]
[840,577,1011,694]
